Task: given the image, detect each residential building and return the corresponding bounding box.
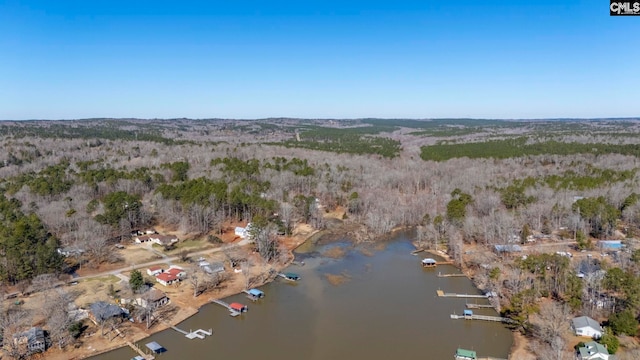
[577,341,612,360]
[572,316,603,339]
[13,327,46,353]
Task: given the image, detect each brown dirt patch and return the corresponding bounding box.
[509,331,536,360]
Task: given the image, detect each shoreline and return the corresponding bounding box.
[67,229,320,360]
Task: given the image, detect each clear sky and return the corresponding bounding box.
[1,0,638,120]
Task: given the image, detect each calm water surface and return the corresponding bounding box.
[92,234,512,360]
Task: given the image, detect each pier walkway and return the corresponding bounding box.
[437,272,467,277]
[211,298,241,316]
[450,313,516,324]
[437,290,488,298]
[465,303,494,309]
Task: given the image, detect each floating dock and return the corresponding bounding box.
[436,290,488,298]
[169,325,212,339]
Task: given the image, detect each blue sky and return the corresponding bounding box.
[1,0,638,120]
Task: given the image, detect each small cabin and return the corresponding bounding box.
[230,302,248,313]
[455,348,477,360]
[463,310,473,318]
[248,289,265,298]
[422,258,437,268]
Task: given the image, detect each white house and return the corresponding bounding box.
[150,235,178,246]
[572,316,603,339]
[577,341,610,360]
[147,266,163,276]
[235,226,248,238]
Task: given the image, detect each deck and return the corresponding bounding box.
[170,325,212,339]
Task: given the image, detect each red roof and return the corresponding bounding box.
[148,266,162,271]
[166,268,184,276]
[229,302,247,311]
[156,273,177,282]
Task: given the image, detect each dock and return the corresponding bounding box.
[465,303,495,309]
[210,299,241,316]
[169,325,212,339]
[126,341,154,360]
[450,313,516,324]
[437,272,467,277]
[437,290,488,298]
[278,272,300,281]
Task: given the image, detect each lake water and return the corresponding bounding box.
[92,233,513,360]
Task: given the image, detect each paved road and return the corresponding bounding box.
[72,239,249,282]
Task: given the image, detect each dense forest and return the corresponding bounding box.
[2,118,640,358]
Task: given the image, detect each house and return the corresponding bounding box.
[235,226,248,238]
[147,266,163,276]
[13,327,46,354]
[88,301,126,324]
[455,348,477,360]
[135,289,169,309]
[577,341,611,360]
[572,316,603,339]
[166,266,186,278]
[135,235,151,243]
[155,272,179,286]
[150,235,179,246]
[57,247,85,257]
[493,244,522,253]
[200,261,225,274]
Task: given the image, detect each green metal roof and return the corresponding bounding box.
[456,348,477,359]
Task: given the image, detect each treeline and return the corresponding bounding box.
[0,191,63,283]
[420,137,640,161]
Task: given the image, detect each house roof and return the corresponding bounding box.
[15,327,44,344]
[156,273,177,282]
[578,341,609,358]
[148,266,162,271]
[573,316,603,332]
[89,301,124,321]
[166,268,184,276]
[494,244,522,252]
[145,289,167,302]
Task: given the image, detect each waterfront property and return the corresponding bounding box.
[455,348,477,360]
[13,327,46,354]
[88,302,126,325]
[577,341,611,360]
[571,316,603,339]
[422,258,437,267]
